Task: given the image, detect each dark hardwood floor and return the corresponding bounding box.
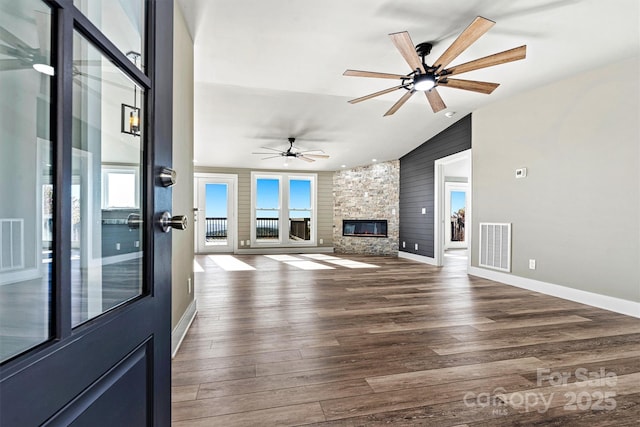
[171,253,640,426]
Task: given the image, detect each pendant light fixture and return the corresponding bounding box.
[121,51,141,136]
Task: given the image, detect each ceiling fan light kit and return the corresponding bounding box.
[33,63,55,76]
[344,16,527,116]
[413,73,436,91]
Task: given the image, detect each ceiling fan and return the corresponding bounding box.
[0,12,52,74]
[252,137,329,163]
[344,16,526,116]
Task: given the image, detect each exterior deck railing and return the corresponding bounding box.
[205,217,227,240]
[206,217,311,241]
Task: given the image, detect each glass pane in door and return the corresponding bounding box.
[289,179,311,241]
[0,0,53,362]
[73,0,146,71]
[205,183,228,246]
[450,191,466,242]
[71,31,144,327]
[255,178,279,241]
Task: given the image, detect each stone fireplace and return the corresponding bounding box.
[333,161,399,255]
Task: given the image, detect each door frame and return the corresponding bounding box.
[434,149,472,267]
[194,173,238,254]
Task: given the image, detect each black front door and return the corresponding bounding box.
[0,0,174,425]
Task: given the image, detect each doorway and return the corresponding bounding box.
[444,182,468,250]
[195,174,237,253]
[434,149,471,267]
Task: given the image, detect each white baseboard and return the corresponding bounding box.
[236,246,334,255]
[101,251,143,266]
[171,298,197,358]
[0,267,42,286]
[398,251,438,266]
[468,266,640,319]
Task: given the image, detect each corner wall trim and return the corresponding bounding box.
[171,298,197,358]
[398,251,438,266]
[468,266,640,319]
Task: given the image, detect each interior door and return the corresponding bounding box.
[195,174,236,253]
[444,183,467,249]
[0,1,175,425]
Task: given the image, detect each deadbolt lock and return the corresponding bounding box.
[159,167,177,187]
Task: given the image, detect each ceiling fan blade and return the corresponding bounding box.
[252,152,282,155]
[297,155,315,163]
[389,31,425,73]
[0,27,30,49]
[0,58,28,71]
[260,155,282,160]
[425,88,446,113]
[348,85,405,104]
[444,45,526,77]
[303,154,330,159]
[0,44,17,56]
[439,78,499,94]
[433,16,495,72]
[258,146,285,152]
[74,71,132,91]
[384,89,415,116]
[343,69,407,80]
[73,59,104,67]
[34,10,51,56]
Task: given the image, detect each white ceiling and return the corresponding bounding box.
[177,0,639,171]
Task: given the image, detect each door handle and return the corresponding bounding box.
[159,211,188,232]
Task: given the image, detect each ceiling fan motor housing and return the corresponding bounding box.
[415,42,433,58]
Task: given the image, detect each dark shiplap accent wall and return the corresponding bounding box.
[399,114,472,258]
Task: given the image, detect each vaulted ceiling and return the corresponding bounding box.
[177,0,639,171]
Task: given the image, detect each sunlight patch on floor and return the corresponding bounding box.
[300,254,340,260]
[265,255,302,262]
[325,259,380,269]
[208,255,256,271]
[284,261,335,270]
[193,260,204,272]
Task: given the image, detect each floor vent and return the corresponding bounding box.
[0,218,24,272]
[479,222,511,272]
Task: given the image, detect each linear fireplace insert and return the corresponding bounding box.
[342,219,388,237]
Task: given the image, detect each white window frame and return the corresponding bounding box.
[250,172,317,247]
[101,165,140,209]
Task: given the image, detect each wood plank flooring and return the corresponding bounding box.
[172,252,640,426]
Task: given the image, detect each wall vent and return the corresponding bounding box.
[0,219,24,272]
[479,222,511,272]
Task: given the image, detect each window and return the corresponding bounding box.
[251,172,316,246]
[102,166,140,209]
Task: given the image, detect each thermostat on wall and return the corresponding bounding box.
[515,167,527,178]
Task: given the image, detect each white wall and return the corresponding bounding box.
[472,56,640,303]
[171,2,195,333]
